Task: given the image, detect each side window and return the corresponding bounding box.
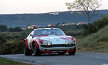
[30,31,34,36]
[27,31,34,38]
[33,30,38,36]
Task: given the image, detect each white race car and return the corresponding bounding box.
[24,28,76,56]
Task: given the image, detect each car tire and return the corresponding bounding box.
[24,43,32,56]
[68,48,76,55]
[33,44,41,56]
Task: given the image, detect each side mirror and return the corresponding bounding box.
[30,34,32,36]
[30,34,34,38]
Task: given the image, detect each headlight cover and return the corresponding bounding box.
[42,40,52,45]
[65,39,75,44]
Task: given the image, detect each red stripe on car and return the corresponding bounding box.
[34,41,39,48]
[41,51,53,53]
[63,50,74,53]
[25,39,28,48]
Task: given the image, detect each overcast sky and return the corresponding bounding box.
[0,0,108,14]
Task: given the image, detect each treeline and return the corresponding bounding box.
[0,25,22,32]
[83,17,108,35]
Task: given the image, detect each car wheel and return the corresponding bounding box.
[33,44,41,56]
[24,43,32,56]
[58,52,65,55]
[68,48,76,55]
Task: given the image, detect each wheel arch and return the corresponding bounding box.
[32,41,39,49]
[24,39,28,48]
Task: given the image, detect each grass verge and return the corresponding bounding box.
[0,57,34,65]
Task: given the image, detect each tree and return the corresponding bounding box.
[66,0,100,24]
[9,27,22,32]
[14,27,22,32]
[56,23,61,26]
[8,27,14,32]
[0,25,8,32]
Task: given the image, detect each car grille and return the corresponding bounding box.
[41,44,75,48]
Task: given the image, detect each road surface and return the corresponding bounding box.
[0,52,108,65]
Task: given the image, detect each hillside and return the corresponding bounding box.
[77,25,108,52]
[0,10,108,27]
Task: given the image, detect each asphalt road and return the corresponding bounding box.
[0,52,108,65]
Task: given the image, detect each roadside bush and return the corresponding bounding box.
[0,37,7,45]
[83,17,108,35]
[0,39,24,54]
[77,25,108,52]
[0,38,7,54]
[0,31,31,55]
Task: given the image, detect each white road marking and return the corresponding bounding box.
[102,64,108,65]
[96,57,101,58]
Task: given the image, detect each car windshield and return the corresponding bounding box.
[33,29,66,36]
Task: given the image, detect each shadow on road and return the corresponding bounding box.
[28,53,77,57]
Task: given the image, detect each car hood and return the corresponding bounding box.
[39,35,72,44]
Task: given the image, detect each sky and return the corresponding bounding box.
[0,0,108,14]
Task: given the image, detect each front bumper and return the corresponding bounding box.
[39,44,76,53]
[40,46,76,51]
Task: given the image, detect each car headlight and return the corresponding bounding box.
[65,39,74,44]
[42,40,52,45]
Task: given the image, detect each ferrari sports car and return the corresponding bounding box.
[24,28,76,56]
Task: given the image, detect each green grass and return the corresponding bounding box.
[77,25,108,53]
[0,57,34,65]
